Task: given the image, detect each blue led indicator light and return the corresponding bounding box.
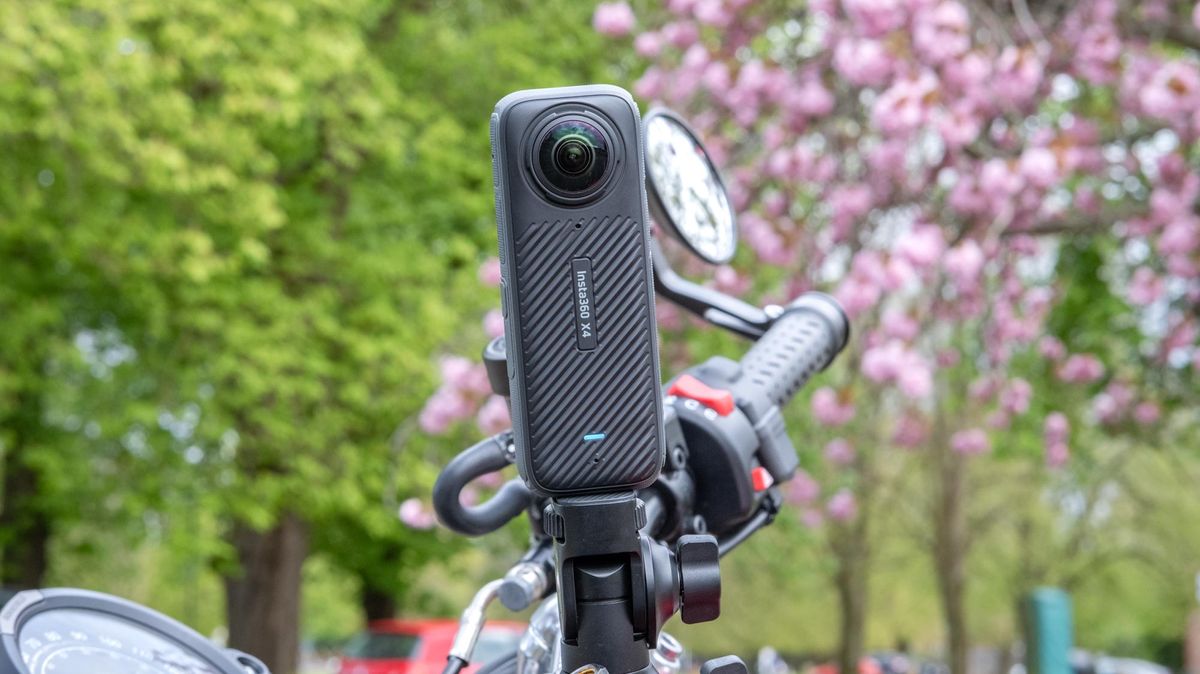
[583,432,607,442]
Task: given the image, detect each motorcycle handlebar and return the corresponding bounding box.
[732,292,850,411]
[430,293,850,539]
[432,432,532,536]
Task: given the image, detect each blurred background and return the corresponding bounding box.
[2,1,1200,674]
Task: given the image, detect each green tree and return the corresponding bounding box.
[2,1,611,672]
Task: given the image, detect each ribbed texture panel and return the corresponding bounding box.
[513,215,660,492]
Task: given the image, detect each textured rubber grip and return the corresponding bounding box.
[737,293,850,410]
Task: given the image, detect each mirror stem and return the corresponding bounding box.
[651,241,771,340]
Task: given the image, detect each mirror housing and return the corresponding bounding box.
[643,109,738,265]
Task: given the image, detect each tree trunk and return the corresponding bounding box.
[361,583,397,622]
[934,446,970,674]
[835,530,869,674]
[0,392,51,589]
[833,471,872,674]
[0,458,51,589]
[225,512,309,674]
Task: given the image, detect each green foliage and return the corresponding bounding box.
[0,0,607,627]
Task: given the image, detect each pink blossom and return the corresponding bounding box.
[484,309,505,339]
[872,72,940,137]
[835,183,873,236]
[951,428,990,455]
[843,0,907,37]
[478,257,502,286]
[476,395,511,434]
[661,21,700,49]
[787,469,821,505]
[1045,442,1070,469]
[694,0,733,27]
[1076,23,1122,85]
[969,375,998,401]
[1163,318,1198,355]
[440,356,491,395]
[399,498,436,530]
[635,67,667,99]
[892,415,928,448]
[593,2,636,37]
[634,31,664,57]
[824,438,857,466]
[942,51,992,101]
[826,488,859,522]
[1092,381,1133,424]
[993,46,1044,108]
[896,223,946,271]
[1038,336,1066,360]
[713,265,750,294]
[943,240,985,289]
[740,213,793,265]
[948,173,988,215]
[1133,401,1161,425]
[861,340,907,382]
[1000,378,1033,415]
[1128,267,1165,305]
[885,255,917,287]
[811,387,856,426]
[1159,217,1199,256]
[702,61,732,94]
[881,310,919,340]
[1044,412,1070,443]
[835,276,882,318]
[1141,60,1200,126]
[861,340,935,398]
[1019,147,1060,189]
[1056,353,1105,383]
[979,158,1024,203]
[912,1,971,65]
[788,73,836,118]
[419,388,472,433]
[936,101,983,150]
[833,38,893,87]
[896,360,934,398]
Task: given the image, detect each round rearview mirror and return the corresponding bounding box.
[643,109,738,265]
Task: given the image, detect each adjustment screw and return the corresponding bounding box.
[543,504,565,539]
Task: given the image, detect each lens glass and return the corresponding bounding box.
[537,119,610,196]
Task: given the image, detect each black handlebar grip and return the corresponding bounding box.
[736,293,850,410]
[432,434,532,536]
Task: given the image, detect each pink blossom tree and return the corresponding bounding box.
[418,1,1200,671]
[588,1,1200,673]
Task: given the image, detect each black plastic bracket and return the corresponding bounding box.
[651,241,772,340]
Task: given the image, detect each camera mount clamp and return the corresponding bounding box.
[544,492,722,674]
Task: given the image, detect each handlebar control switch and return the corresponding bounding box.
[676,534,721,624]
[667,374,735,416]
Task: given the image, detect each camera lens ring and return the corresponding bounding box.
[529,111,619,206]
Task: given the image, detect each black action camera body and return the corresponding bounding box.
[491,85,664,496]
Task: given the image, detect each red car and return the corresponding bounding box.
[338,619,525,674]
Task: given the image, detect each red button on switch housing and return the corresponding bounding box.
[751,466,774,491]
[668,374,735,416]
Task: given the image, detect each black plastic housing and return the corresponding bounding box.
[491,85,664,496]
